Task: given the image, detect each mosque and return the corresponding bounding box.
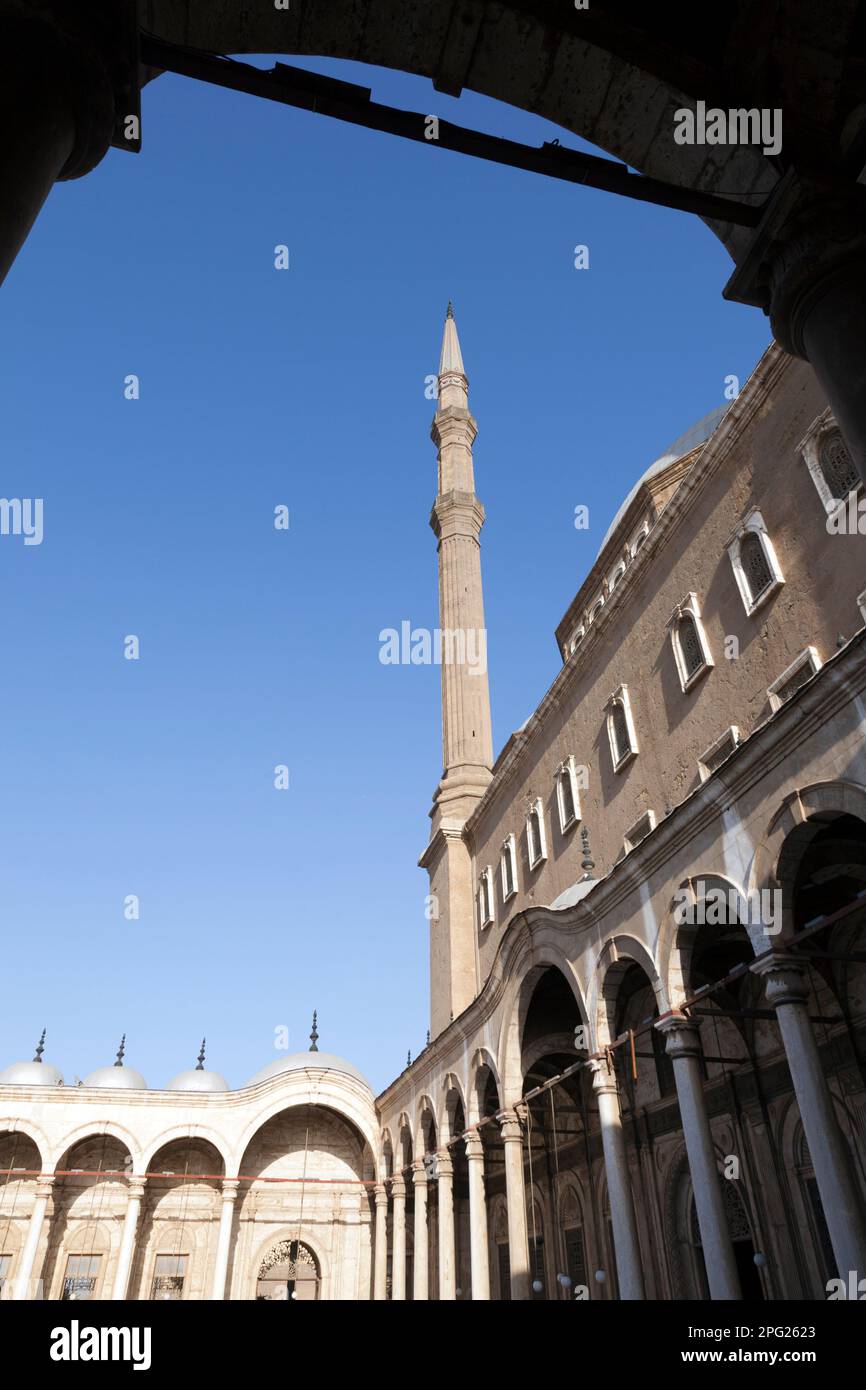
[1,307,865,1300]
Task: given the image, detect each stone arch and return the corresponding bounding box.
[594,934,665,1049]
[253,1231,324,1301]
[0,1118,50,1171]
[50,1119,141,1174]
[749,780,866,904]
[499,947,588,1104]
[415,1096,438,1158]
[439,1072,468,1145]
[140,1124,228,1177]
[381,1128,395,1178]
[142,2,776,260]
[231,1087,379,1181]
[661,873,759,1011]
[468,1046,502,1126]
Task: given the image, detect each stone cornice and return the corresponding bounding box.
[464,341,789,839]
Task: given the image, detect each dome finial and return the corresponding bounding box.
[33,1028,46,1063]
[196,1038,206,1071]
[309,1010,319,1052]
[580,826,596,881]
[114,1034,126,1068]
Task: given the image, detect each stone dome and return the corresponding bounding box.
[167,1067,229,1093]
[83,1064,147,1090]
[248,1052,371,1091]
[0,1058,63,1086]
[597,403,729,558]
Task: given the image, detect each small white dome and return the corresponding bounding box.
[167,1068,228,1093]
[0,1059,63,1087]
[83,1065,147,1090]
[248,1051,371,1091]
[549,878,598,910]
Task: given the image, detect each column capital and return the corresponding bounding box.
[374,1183,388,1207]
[390,1174,407,1198]
[497,1106,525,1142]
[724,171,866,357]
[34,1175,56,1200]
[464,1130,484,1162]
[655,1011,703,1060]
[437,1151,454,1180]
[411,1161,428,1188]
[126,1177,147,1201]
[588,1055,619,1097]
[750,951,810,1006]
[220,1178,241,1202]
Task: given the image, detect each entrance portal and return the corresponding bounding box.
[256,1240,320,1301]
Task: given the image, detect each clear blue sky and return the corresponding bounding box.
[0,55,770,1095]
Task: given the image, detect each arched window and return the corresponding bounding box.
[631,528,648,556]
[677,613,704,679]
[589,599,604,623]
[611,701,630,762]
[740,530,774,604]
[526,798,547,868]
[609,564,626,593]
[819,429,858,501]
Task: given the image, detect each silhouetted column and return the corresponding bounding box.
[412,1163,429,1300]
[465,1131,490,1299]
[437,1152,456,1299]
[753,954,866,1277]
[209,1179,240,1300]
[499,1108,530,1300]
[112,1177,146,1300]
[657,1016,742,1300]
[391,1176,407,1300]
[0,3,117,287]
[590,1059,645,1299]
[373,1184,388,1300]
[14,1175,54,1299]
[725,174,866,484]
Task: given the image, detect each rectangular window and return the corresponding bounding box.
[526,798,547,868]
[151,1254,187,1301]
[62,1254,101,1301]
[698,726,741,782]
[623,809,655,855]
[500,834,517,900]
[767,647,821,711]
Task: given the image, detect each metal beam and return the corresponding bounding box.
[139,35,764,227]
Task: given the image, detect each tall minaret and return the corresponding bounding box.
[420,303,494,1037]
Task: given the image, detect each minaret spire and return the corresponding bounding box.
[420,302,494,1037]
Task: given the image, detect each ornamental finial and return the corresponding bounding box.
[196,1038,206,1071]
[309,1011,319,1052]
[446,299,454,319]
[33,1029,46,1063]
[114,1034,126,1067]
[580,826,596,880]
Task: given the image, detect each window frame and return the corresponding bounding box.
[555,755,581,833]
[668,592,713,692]
[767,646,822,712]
[799,409,861,515]
[605,684,639,773]
[623,809,656,855]
[698,725,741,782]
[477,864,495,928]
[727,510,784,615]
[500,833,518,902]
[526,797,548,869]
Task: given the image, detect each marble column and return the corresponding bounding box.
[209,1178,240,1300]
[391,1175,407,1300]
[753,954,866,1278]
[412,1163,429,1301]
[657,1015,742,1300]
[725,173,866,484]
[499,1108,530,1300]
[437,1152,456,1299]
[13,1175,54,1300]
[373,1184,388,1300]
[0,2,117,287]
[111,1177,146,1300]
[465,1131,490,1299]
[590,1058,646,1299]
